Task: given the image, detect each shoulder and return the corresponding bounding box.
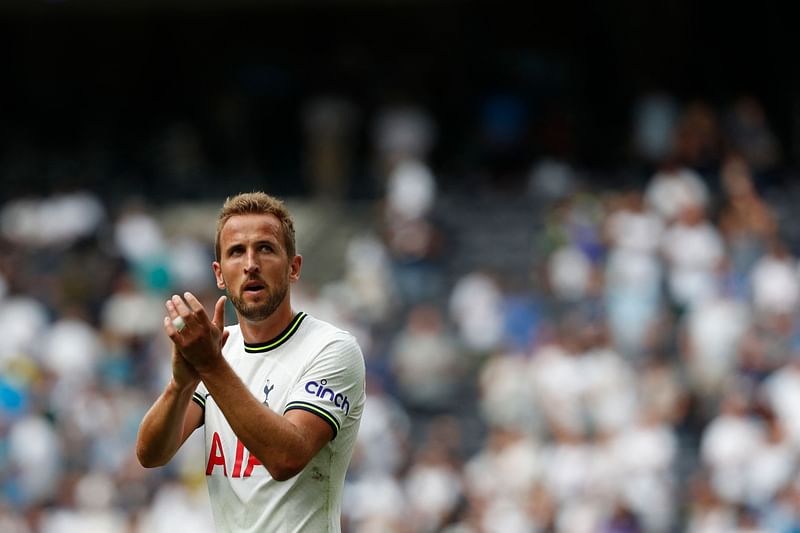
[300,314,364,367]
[300,313,360,346]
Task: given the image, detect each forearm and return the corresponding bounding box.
[136,379,199,467]
[198,360,313,480]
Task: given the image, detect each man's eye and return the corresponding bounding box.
[260,244,274,252]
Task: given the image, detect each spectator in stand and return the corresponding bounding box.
[717,155,777,294]
[581,320,638,434]
[670,101,722,173]
[724,96,781,176]
[660,203,725,312]
[403,429,464,532]
[449,270,505,355]
[700,385,764,505]
[682,264,751,405]
[610,408,678,532]
[749,239,800,318]
[374,152,443,311]
[645,163,709,224]
[685,471,737,533]
[603,190,664,357]
[388,304,464,415]
[528,315,590,436]
[302,96,360,202]
[631,92,680,165]
[478,348,542,435]
[743,402,796,508]
[763,351,800,450]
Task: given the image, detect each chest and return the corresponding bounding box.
[219,354,299,416]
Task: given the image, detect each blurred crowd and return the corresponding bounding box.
[2,90,800,533]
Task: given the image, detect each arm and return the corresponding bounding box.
[136,297,230,468]
[169,293,332,481]
[199,360,333,481]
[136,373,204,468]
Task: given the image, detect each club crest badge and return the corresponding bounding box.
[263,380,275,406]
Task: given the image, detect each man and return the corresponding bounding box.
[136,192,366,532]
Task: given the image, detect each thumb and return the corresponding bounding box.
[220,329,230,350]
[212,295,227,330]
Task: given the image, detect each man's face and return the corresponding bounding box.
[213,213,301,322]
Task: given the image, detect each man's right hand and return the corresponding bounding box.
[165,294,229,374]
[164,294,230,383]
[167,336,200,389]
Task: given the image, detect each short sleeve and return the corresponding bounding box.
[284,334,365,439]
[192,381,209,411]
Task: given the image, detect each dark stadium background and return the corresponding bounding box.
[0,1,796,200]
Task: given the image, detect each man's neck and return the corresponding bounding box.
[237,303,296,344]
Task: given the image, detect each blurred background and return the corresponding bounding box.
[2,1,800,532]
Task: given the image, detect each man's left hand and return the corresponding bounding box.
[165,293,229,372]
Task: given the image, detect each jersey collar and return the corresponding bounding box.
[243,312,307,353]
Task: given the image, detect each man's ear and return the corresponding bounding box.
[213,261,226,289]
[289,255,302,283]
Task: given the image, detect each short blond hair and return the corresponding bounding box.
[215,192,296,261]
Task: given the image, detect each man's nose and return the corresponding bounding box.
[244,249,260,273]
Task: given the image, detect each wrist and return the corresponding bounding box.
[168,377,199,395]
[195,357,228,382]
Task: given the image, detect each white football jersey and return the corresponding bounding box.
[192,312,365,532]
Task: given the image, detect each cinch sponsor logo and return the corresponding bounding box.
[304,379,350,415]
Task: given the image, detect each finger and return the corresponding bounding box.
[164,316,180,340]
[183,292,210,324]
[212,295,227,330]
[165,299,180,320]
[184,291,206,313]
[171,294,193,318]
[166,301,189,333]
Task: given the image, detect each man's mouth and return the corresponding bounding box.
[243,280,266,293]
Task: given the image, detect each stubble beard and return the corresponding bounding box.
[228,278,289,322]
